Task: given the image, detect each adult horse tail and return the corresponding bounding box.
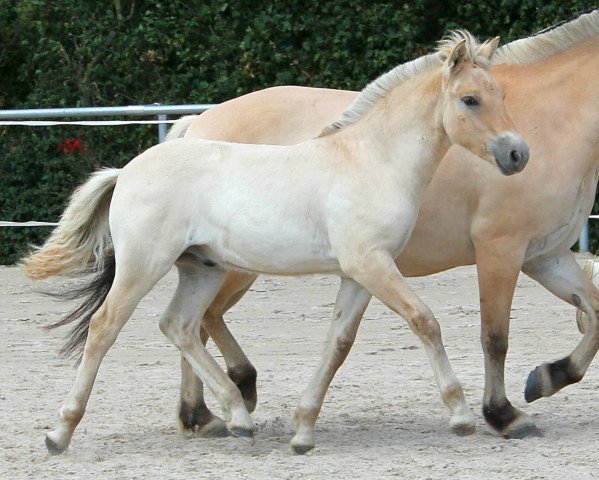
[164,115,197,141]
[20,168,120,358]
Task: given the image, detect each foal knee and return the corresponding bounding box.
[408,309,442,344]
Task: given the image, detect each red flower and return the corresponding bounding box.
[57,138,85,155]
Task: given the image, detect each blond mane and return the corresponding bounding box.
[494,9,599,64]
[321,30,493,136]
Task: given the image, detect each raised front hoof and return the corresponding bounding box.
[524,366,546,403]
[45,433,69,455]
[525,358,581,403]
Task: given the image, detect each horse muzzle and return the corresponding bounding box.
[486,133,530,176]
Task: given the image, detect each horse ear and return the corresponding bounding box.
[479,36,500,59]
[444,38,468,74]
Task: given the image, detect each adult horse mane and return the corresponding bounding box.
[494,8,599,64]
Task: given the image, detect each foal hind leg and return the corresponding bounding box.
[291,277,372,453]
[45,264,168,454]
[177,272,258,437]
[343,252,476,436]
[162,263,253,437]
[475,240,541,438]
[522,251,599,402]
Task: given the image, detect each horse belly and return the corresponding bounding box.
[205,224,340,275]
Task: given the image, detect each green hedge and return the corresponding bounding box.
[0,0,597,263]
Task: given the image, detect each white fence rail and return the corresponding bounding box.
[0,103,594,252]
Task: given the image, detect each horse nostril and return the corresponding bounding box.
[509,149,521,164]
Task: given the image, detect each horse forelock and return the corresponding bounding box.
[320,30,489,137]
[437,30,493,69]
[494,9,599,65]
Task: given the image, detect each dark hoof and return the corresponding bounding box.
[45,435,67,455]
[452,423,476,437]
[504,423,543,440]
[200,420,231,438]
[178,402,230,438]
[291,444,314,455]
[524,367,544,403]
[229,426,254,440]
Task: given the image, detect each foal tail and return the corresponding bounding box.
[164,115,197,141]
[21,168,119,280]
[20,168,120,359]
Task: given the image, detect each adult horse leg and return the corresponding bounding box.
[474,238,541,438]
[161,261,254,438]
[45,257,171,454]
[522,251,599,402]
[290,277,372,453]
[177,272,258,437]
[343,252,476,436]
[204,273,259,411]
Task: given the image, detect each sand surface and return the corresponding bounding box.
[1,264,598,479]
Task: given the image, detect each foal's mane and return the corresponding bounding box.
[494,9,599,64]
[321,30,491,136]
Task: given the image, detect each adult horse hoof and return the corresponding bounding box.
[524,366,546,403]
[504,423,543,440]
[525,358,582,403]
[45,434,68,455]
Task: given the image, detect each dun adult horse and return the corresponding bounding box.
[164,10,599,450]
[23,32,527,454]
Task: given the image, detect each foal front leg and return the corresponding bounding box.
[343,252,476,436]
[475,240,541,438]
[290,277,372,453]
[522,251,599,402]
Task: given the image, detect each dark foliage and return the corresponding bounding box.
[1,1,597,263]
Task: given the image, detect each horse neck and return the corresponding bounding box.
[333,69,450,195]
[496,34,599,175]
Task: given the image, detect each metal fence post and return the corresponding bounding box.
[580,221,590,252]
[158,114,167,143]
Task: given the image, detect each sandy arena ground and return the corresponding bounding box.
[1,264,599,479]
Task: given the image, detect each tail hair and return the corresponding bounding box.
[44,250,116,360]
[20,168,120,280]
[164,115,197,141]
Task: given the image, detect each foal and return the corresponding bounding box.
[23,32,528,454]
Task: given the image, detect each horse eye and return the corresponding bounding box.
[461,96,479,107]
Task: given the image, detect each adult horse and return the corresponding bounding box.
[165,9,599,450]
[23,32,526,454]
